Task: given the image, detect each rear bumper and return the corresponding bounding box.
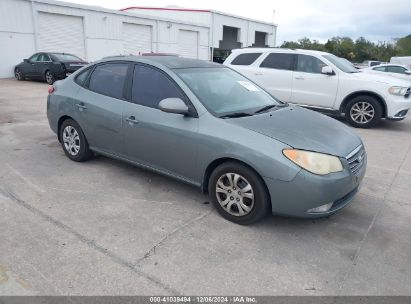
[46,95,58,135]
[264,156,366,218]
[56,66,85,79]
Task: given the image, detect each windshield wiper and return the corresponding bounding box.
[220,112,253,119]
[254,104,287,114]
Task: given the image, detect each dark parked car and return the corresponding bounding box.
[47,56,366,224]
[15,52,88,84]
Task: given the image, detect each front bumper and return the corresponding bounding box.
[385,94,411,119]
[264,154,366,218]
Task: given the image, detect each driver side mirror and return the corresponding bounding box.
[321,66,335,75]
[159,98,190,116]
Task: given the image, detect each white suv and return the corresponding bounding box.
[224,48,411,128]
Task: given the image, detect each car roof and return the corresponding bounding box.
[101,55,223,69]
[230,48,331,56]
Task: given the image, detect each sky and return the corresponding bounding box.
[61,0,411,45]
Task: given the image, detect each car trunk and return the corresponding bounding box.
[61,61,88,73]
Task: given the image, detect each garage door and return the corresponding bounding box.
[38,12,85,59]
[122,23,152,55]
[178,30,198,59]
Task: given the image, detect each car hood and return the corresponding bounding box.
[355,70,411,86]
[228,106,362,157]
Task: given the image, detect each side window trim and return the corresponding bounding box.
[85,61,131,101]
[128,62,198,117]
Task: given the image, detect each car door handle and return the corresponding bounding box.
[75,103,87,111]
[254,72,263,76]
[126,116,139,125]
[295,76,305,80]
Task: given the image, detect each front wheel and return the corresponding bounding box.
[45,70,55,85]
[345,95,382,128]
[60,119,93,162]
[208,162,270,225]
[15,68,24,81]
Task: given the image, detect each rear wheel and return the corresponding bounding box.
[45,70,55,84]
[15,68,24,81]
[345,95,382,128]
[59,119,93,162]
[208,162,270,225]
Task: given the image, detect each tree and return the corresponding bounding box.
[280,41,300,49]
[396,35,411,56]
[279,34,411,62]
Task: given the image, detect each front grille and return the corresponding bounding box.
[346,145,365,175]
[405,87,411,98]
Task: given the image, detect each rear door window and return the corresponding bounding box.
[231,53,262,65]
[260,53,295,70]
[387,66,406,74]
[88,63,129,99]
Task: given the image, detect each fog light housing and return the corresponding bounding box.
[307,202,333,213]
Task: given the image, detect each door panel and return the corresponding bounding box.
[74,88,125,155]
[123,64,199,181]
[72,63,129,155]
[123,104,199,180]
[24,54,40,77]
[237,53,295,102]
[36,53,52,79]
[291,54,338,108]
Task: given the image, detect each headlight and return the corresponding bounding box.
[388,86,409,96]
[283,149,343,175]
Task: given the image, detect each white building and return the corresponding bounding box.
[0,0,277,78]
[121,7,277,62]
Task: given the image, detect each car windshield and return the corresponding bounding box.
[52,54,82,61]
[323,54,359,73]
[175,67,280,116]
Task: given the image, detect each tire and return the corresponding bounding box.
[59,119,93,162]
[45,70,55,85]
[208,162,270,225]
[15,68,24,81]
[344,95,382,128]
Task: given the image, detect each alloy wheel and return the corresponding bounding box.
[350,101,375,124]
[62,126,80,156]
[215,173,254,217]
[15,69,22,80]
[46,71,54,84]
